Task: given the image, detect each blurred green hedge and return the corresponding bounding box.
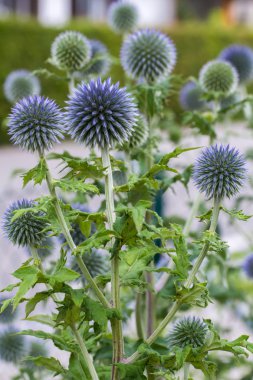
[1,19,253,144]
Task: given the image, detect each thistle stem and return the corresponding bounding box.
[71,324,99,380]
[135,292,144,340]
[125,197,221,364]
[184,363,190,380]
[30,247,98,380]
[40,153,110,309]
[101,147,124,379]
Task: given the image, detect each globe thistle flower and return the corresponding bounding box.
[0,297,17,324]
[121,29,177,83]
[167,317,208,349]
[199,60,238,96]
[3,199,48,248]
[0,329,26,363]
[71,249,109,283]
[108,1,139,34]
[81,39,110,77]
[243,254,253,279]
[65,78,138,148]
[123,114,148,150]
[179,81,206,111]
[3,70,40,104]
[8,95,64,152]
[51,31,91,72]
[193,145,246,200]
[219,44,253,83]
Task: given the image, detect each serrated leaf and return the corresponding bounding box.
[26,356,66,374]
[54,178,99,194]
[26,291,52,317]
[51,267,80,283]
[221,207,252,221]
[170,224,190,280]
[21,157,47,187]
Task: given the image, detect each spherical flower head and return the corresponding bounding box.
[219,44,253,83]
[193,144,246,200]
[81,39,110,77]
[121,29,176,83]
[167,317,208,349]
[65,78,138,148]
[0,297,17,324]
[199,60,238,96]
[71,249,109,283]
[3,199,48,248]
[243,254,253,279]
[51,31,91,72]
[108,1,139,34]
[0,328,26,363]
[3,70,40,104]
[8,95,64,152]
[123,114,148,150]
[179,81,206,111]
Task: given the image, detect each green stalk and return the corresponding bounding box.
[40,153,110,309]
[30,247,99,380]
[135,293,144,340]
[184,363,190,380]
[101,147,124,379]
[125,197,221,364]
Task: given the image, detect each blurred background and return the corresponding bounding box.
[1,1,253,379]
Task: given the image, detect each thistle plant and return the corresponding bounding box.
[2,28,253,380]
[121,29,176,83]
[108,0,139,34]
[4,69,40,103]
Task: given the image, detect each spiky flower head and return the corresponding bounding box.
[51,31,91,72]
[219,44,253,83]
[3,199,48,247]
[65,78,138,148]
[179,81,206,111]
[193,145,246,200]
[243,254,253,279]
[121,29,176,83]
[123,114,148,150]
[199,60,238,96]
[108,1,139,34]
[3,70,40,104]
[8,95,64,152]
[167,317,208,349]
[0,329,26,363]
[71,249,109,283]
[81,39,110,77]
[0,297,17,324]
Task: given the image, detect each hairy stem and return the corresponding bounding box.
[101,147,124,379]
[72,324,99,380]
[40,153,110,309]
[30,247,98,379]
[125,197,221,364]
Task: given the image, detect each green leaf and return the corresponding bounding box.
[26,356,66,374]
[54,178,99,194]
[22,157,47,187]
[26,291,52,317]
[221,207,252,221]
[170,224,190,281]
[51,267,80,283]
[177,282,210,307]
[12,263,39,308]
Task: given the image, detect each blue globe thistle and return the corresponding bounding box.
[123,114,148,150]
[81,39,110,77]
[199,60,238,95]
[193,145,246,200]
[108,1,139,34]
[219,44,253,83]
[8,95,64,152]
[0,297,17,324]
[71,249,109,283]
[179,81,206,111]
[0,329,26,363]
[51,31,91,72]
[65,78,138,148]
[3,199,48,248]
[3,70,40,104]
[243,254,253,279]
[167,317,208,349]
[121,29,176,83]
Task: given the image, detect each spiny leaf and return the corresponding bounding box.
[221,207,252,221]
[25,356,66,374]
[54,178,99,194]
[21,156,47,187]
